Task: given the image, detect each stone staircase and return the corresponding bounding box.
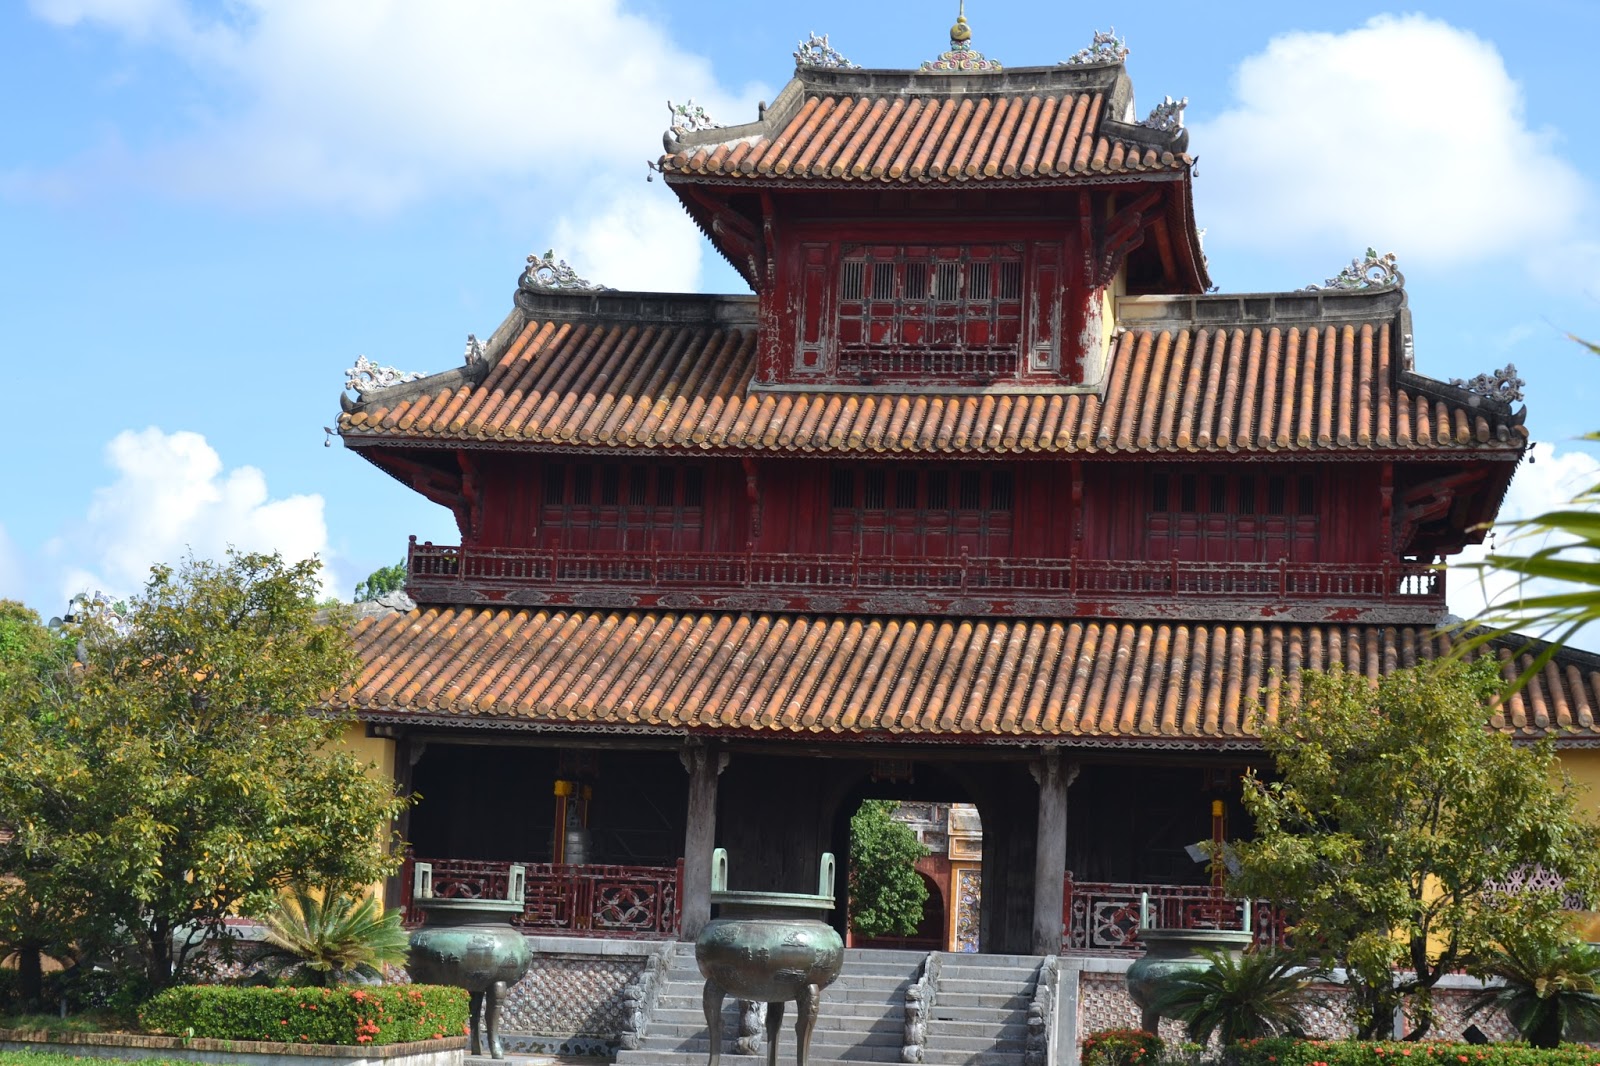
[923,953,1042,1066]
[615,944,1043,1066]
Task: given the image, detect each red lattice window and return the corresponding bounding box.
[540,462,705,553]
[1147,471,1317,564]
[836,244,1024,383]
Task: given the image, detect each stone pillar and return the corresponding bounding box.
[679,742,729,940]
[1031,747,1078,957]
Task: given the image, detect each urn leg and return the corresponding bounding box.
[486,980,507,1059]
[765,1001,785,1066]
[468,990,485,1057]
[1139,1006,1161,1038]
[794,984,820,1066]
[703,981,727,1066]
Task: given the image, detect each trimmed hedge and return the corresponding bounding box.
[1230,1039,1600,1066]
[139,984,469,1046]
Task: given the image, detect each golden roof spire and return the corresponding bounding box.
[950,0,971,46]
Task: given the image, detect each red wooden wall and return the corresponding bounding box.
[470,456,1386,565]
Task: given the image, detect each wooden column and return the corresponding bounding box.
[1030,748,1079,956]
[679,741,729,940]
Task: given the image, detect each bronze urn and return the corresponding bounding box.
[694,849,844,1066]
[405,863,533,1060]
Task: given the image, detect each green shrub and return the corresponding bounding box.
[1227,1037,1600,1066]
[139,984,468,1045]
[1083,1028,1163,1066]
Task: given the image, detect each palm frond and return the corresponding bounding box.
[1149,949,1322,1046]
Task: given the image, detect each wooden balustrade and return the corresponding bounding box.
[405,540,1444,621]
[399,857,684,939]
[1061,873,1287,956]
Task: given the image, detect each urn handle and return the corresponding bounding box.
[711,847,729,892]
[817,852,836,899]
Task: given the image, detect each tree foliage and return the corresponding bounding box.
[1150,948,1322,1046]
[0,552,409,994]
[1466,936,1600,1048]
[257,886,410,986]
[353,562,407,604]
[1227,660,1600,1040]
[848,800,930,939]
[0,600,86,1009]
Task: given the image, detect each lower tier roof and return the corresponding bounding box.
[340,607,1600,749]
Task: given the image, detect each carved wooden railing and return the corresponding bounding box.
[1061,873,1288,956]
[407,540,1444,619]
[400,856,684,939]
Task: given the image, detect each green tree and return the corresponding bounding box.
[353,561,406,603]
[0,552,409,994]
[0,600,85,1010]
[848,800,930,939]
[1226,660,1600,1040]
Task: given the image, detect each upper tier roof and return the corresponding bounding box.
[338,605,1600,749]
[338,287,1527,459]
[656,63,1190,187]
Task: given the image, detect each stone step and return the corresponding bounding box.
[647,1021,903,1043]
[928,1036,1026,1053]
[927,1005,1028,1024]
[653,1002,902,1023]
[636,1039,908,1061]
[935,976,1035,992]
[617,1043,908,1062]
[934,965,1038,983]
[919,1053,1025,1066]
[932,992,1030,1010]
[924,1021,1029,1041]
[935,952,1043,968]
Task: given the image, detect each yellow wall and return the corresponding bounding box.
[1555,749,1600,820]
[341,721,396,787]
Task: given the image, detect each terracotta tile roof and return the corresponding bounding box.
[341,607,1598,747]
[658,89,1187,185]
[338,301,1526,457]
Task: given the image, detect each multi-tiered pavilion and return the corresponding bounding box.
[333,19,1600,961]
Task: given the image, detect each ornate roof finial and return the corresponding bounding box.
[922,0,1002,72]
[345,355,424,399]
[795,32,858,69]
[1305,248,1404,291]
[1063,28,1130,66]
[1138,96,1188,133]
[520,249,612,293]
[1451,364,1525,405]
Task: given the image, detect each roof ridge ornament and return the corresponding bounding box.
[521,249,612,293]
[921,1,1002,72]
[1138,95,1187,133]
[1306,248,1404,291]
[345,354,424,398]
[666,99,722,139]
[795,32,858,69]
[1450,364,1525,406]
[1063,28,1130,66]
[464,333,487,367]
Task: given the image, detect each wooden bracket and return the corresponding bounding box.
[1094,189,1162,286]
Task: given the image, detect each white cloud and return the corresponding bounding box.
[25,0,764,218]
[1192,15,1590,268]
[1448,443,1600,651]
[49,428,334,603]
[552,183,710,294]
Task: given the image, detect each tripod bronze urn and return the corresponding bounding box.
[694,849,844,1066]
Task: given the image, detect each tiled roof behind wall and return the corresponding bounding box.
[658,90,1187,185]
[339,304,1525,457]
[341,607,1598,746]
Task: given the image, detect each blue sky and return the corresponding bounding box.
[1,0,1597,630]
